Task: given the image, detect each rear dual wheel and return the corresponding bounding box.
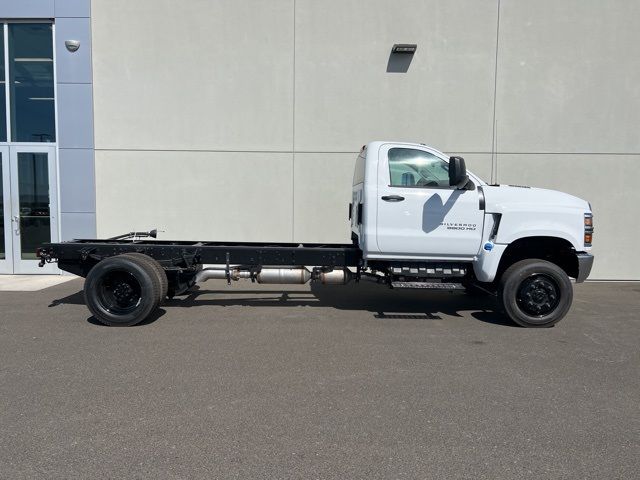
[498,259,573,328]
[121,252,168,304]
[84,254,167,326]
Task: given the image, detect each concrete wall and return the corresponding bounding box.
[91,0,640,279]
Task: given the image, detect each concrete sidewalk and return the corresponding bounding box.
[0,275,76,292]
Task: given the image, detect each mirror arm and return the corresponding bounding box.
[455,175,471,189]
[461,176,475,190]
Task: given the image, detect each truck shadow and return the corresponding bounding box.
[49,282,515,327]
[85,309,167,327]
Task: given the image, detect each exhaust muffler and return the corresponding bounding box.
[195,267,352,285]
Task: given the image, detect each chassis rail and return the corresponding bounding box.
[38,238,363,277]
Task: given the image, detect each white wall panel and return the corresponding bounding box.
[496,0,640,153]
[294,0,498,153]
[95,151,294,242]
[293,153,356,243]
[92,0,294,151]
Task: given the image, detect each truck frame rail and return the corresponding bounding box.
[38,238,363,277]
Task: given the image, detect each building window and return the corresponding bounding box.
[5,23,55,143]
[0,30,6,142]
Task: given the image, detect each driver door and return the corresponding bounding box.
[376,144,484,259]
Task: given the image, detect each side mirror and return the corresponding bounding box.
[449,156,470,189]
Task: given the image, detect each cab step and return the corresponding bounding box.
[390,281,465,290]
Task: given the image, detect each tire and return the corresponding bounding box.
[84,254,161,326]
[121,253,168,305]
[498,259,573,328]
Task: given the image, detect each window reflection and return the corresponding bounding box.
[9,24,55,143]
[18,153,50,259]
[388,148,451,188]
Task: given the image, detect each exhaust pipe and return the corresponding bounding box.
[195,267,352,285]
[195,268,250,283]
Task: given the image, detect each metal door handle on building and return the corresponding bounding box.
[12,215,20,235]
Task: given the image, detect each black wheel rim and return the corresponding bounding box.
[516,274,560,317]
[97,269,142,315]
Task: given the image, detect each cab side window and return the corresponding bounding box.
[388,148,450,188]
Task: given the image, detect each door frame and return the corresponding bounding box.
[8,144,59,274]
[0,145,11,273]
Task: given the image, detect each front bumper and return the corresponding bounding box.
[575,253,594,283]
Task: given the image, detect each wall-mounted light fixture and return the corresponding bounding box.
[65,40,80,52]
[392,44,417,54]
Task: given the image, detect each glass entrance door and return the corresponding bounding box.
[8,145,58,274]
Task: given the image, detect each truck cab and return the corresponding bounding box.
[351,141,594,326]
[352,142,487,260]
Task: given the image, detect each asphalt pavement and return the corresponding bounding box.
[0,279,638,479]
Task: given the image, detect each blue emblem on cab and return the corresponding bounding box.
[483,242,494,252]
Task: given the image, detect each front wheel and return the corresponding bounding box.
[498,259,573,328]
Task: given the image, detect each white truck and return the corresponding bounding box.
[38,141,594,328]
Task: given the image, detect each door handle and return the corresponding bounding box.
[381,195,405,202]
[12,215,20,235]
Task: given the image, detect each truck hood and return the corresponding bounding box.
[482,185,590,213]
